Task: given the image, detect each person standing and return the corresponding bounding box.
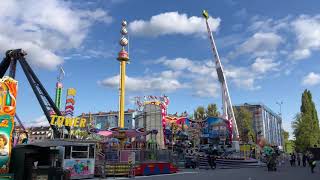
[297,153,301,166]
[302,153,307,167]
[290,153,296,166]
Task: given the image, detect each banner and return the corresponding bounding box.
[0,76,18,174]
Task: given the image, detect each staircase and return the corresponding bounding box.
[198,154,210,169]
[216,158,265,169]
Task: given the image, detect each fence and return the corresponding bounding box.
[103,149,174,163]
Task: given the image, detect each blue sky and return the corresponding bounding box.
[1,0,320,138]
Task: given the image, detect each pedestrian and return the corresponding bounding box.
[308,153,316,173]
[302,153,307,167]
[290,153,296,167]
[297,153,301,166]
[289,153,293,166]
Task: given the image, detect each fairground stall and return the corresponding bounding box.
[93,127,178,177]
[10,139,96,180]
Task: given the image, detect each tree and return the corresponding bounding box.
[194,106,206,120]
[282,129,290,153]
[233,107,255,143]
[292,90,320,152]
[206,104,219,117]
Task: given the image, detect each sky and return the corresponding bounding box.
[1,0,320,138]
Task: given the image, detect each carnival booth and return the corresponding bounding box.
[11,139,97,180]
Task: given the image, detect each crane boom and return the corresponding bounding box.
[202,10,239,142]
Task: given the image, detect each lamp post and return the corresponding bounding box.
[276,101,284,150]
[276,101,283,117]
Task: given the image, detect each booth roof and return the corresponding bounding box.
[27,139,97,147]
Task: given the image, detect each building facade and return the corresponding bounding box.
[80,110,134,130]
[134,104,165,149]
[28,126,51,143]
[234,103,283,148]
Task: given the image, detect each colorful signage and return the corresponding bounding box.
[50,115,87,128]
[0,76,18,174]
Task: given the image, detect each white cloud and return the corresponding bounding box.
[290,49,311,60]
[28,115,50,127]
[192,77,220,97]
[156,57,194,70]
[302,72,320,86]
[291,15,320,60]
[128,12,220,37]
[251,58,279,73]
[234,32,283,57]
[224,66,260,90]
[99,74,186,93]
[0,0,112,70]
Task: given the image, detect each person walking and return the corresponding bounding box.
[302,153,307,167]
[297,153,301,166]
[290,153,296,167]
[308,153,316,173]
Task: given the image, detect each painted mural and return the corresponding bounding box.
[64,159,94,177]
[0,76,18,174]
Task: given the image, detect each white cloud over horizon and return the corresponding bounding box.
[128,12,220,37]
[0,0,112,70]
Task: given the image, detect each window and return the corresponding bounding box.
[65,146,71,159]
[89,144,95,158]
[72,146,88,151]
[72,152,88,158]
[71,145,89,159]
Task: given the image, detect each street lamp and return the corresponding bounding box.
[276,101,283,117]
[276,101,284,150]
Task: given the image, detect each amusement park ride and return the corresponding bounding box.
[0,49,64,138]
[202,10,240,150]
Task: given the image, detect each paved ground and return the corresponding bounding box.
[91,163,320,180]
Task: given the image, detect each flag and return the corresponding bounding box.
[67,88,76,96]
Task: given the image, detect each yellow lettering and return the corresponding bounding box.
[50,115,57,125]
[64,117,74,127]
[56,116,65,127]
[73,118,79,127]
[79,118,86,128]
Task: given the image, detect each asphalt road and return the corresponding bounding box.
[94,163,320,180]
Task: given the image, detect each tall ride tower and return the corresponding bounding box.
[202,10,239,148]
[117,20,129,128]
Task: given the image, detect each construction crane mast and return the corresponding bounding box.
[202,10,239,146]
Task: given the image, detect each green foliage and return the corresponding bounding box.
[194,106,206,120]
[285,140,294,154]
[206,104,219,117]
[282,129,291,153]
[292,89,320,152]
[194,104,220,121]
[282,129,289,141]
[233,107,255,143]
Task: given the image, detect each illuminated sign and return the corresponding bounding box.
[50,115,87,128]
[0,76,18,174]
